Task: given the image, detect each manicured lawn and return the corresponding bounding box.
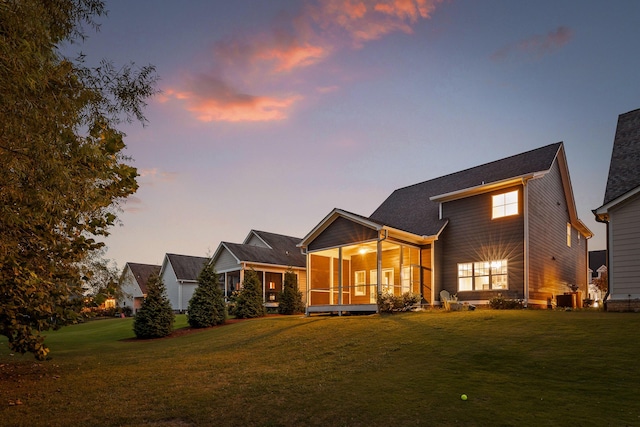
[1,310,639,426]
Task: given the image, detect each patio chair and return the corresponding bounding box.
[440,290,460,311]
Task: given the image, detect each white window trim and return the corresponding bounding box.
[492,190,519,219]
[457,260,508,291]
[354,270,366,296]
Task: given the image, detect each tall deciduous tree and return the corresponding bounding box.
[234,270,266,319]
[187,263,226,328]
[0,0,158,359]
[133,275,174,339]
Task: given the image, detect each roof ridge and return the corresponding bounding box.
[392,142,562,192]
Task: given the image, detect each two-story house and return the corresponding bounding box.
[299,142,592,313]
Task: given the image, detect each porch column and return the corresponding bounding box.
[306,254,311,315]
[329,257,334,305]
[224,272,228,299]
[262,271,266,303]
[400,245,404,293]
[377,239,382,298]
[338,247,343,306]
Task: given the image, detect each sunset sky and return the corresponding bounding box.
[73,0,640,269]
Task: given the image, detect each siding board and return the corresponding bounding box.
[308,217,378,251]
[610,194,640,299]
[439,185,525,301]
[528,160,588,304]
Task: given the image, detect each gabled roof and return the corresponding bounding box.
[216,230,306,268]
[125,262,161,294]
[164,253,209,282]
[370,142,563,236]
[600,108,640,208]
[588,250,607,274]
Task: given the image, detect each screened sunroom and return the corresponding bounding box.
[299,209,434,314]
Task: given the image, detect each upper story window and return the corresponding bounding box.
[492,190,519,219]
[567,223,572,247]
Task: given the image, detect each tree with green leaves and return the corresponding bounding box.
[0,0,158,359]
[187,263,226,328]
[133,274,174,339]
[234,270,266,319]
[278,268,305,315]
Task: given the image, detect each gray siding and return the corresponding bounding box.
[245,233,270,248]
[528,160,588,304]
[609,193,640,299]
[213,247,240,272]
[308,217,378,251]
[160,260,180,311]
[438,185,525,301]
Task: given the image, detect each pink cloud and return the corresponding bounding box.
[167,0,443,123]
[491,26,574,61]
[166,74,301,122]
[308,0,442,45]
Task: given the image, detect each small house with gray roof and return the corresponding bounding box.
[594,108,640,311]
[210,230,306,308]
[160,253,209,312]
[299,142,592,313]
[119,262,161,314]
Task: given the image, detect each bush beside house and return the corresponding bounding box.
[187,263,226,328]
[234,269,266,319]
[278,268,305,315]
[133,274,174,339]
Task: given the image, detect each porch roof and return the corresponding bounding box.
[299,208,437,251]
[221,241,306,268]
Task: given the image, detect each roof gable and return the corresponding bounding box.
[125,263,161,294]
[215,231,305,268]
[603,108,640,206]
[370,142,562,236]
[165,253,209,282]
[588,250,606,272]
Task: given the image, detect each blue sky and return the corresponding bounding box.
[73,0,640,268]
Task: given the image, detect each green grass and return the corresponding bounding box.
[1,310,639,426]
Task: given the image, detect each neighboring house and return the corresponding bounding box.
[160,253,209,312]
[594,108,640,311]
[588,250,607,306]
[119,262,161,314]
[299,142,592,314]
[210,230,306,308]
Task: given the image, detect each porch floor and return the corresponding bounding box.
[306,304,378,315]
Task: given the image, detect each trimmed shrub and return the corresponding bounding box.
[187,263,226,328]
[377,292,421,313]
[488,294,524,310]
[278,268,305,315]
[234,269,265,319]
[133,274,174,338]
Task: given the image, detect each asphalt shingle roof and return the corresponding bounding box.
[166,254,209,281]
[369,142,562,236]
[588,250,606,277]
[603,108,640,205]
[224,231,305,268]
[127,263,161,294]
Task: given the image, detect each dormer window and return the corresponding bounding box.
[492,190,519,219]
